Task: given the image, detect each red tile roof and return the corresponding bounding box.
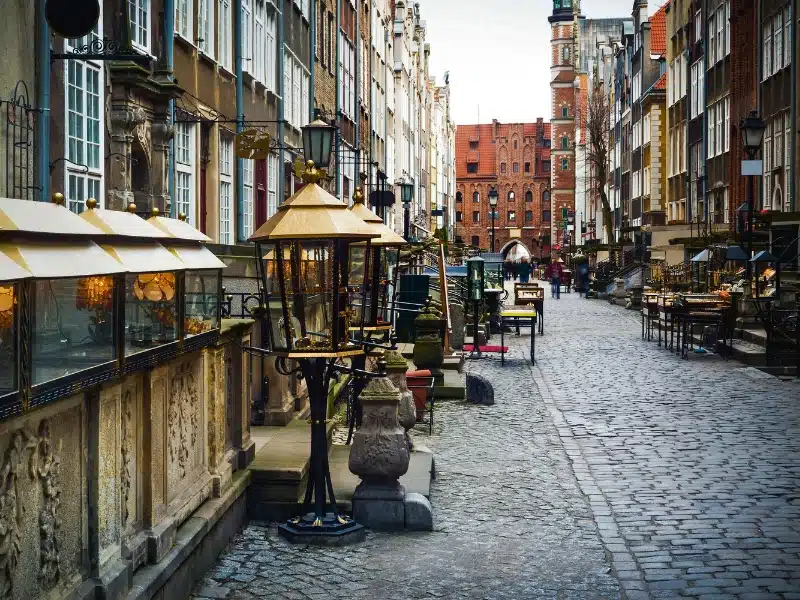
[653,72,667,90]
[650,2,669,58]
[456,124,496,178]
[552,71,575,84]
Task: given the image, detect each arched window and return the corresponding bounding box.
[563,46,571,63]
[525,191,533,203]
[543,190,550,203]
[456,191,463,202]
[473,191,479,202]
[508,191,515,201]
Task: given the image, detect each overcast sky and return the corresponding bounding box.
[422,0,640,125]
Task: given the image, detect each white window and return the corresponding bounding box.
[175,122,195,225]
[678,54,686,99]
[708,13,716,66]
[785,7,792,66]
[724,96,730,153]
[284,52,292,125]
[218,0,232,70]
[708,103,715,158]
[681,123,687,173]
[242,159,254,238]
[668,61,675,106]
[128,0,150,52]
[267,153,278,216]
[691,60,701,117]
[293,61,301,127]
[716,99,723,156]
[633,171,640,199]
[219,133,233,244]
[774,13,783,72]
[242,0,252,73]
[643,166,651,197]
[716,6,724,64]
[763,23,772,79]
[695,10,702,43]
[764,121,772,172]
[295,0,309,21]
[632,72,641,102]
[774,116,783,168]
[198,0,214,57]
[725,0,731,56]
[176,0,192,39]
[339,34,355,119]
[65,37,103,214]
[254,0,264,80]
[643,113,651,145]
[266,10,277,91]
[301,71,309,127]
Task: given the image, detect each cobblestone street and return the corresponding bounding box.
[193,291,800,600]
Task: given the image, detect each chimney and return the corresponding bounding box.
[492,119,499,139]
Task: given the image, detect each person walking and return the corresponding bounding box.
[546,257,565,299]
[518,257,532,283]
[577,261,590,298]
[504,259,513,281]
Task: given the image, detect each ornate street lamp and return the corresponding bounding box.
[302,119,337,170]
[740,111,766,280]
[466,255,485,359]
[400,178,414,240]
[488,188,499,253]
[249,125,378,544]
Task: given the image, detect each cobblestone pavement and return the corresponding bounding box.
[535,290,800,600]
[192,289,799,600]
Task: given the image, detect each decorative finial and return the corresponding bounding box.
[151,206,160,218]
[352,186,365,204]
[51,192,65,206]
[301,160,322,185]
[377,357,388,375]
[126,202,137,213]
[359,172,368,184]
[178,212,187,221]
[85,198,98,210]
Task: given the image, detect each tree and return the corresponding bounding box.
[586,84,614,244]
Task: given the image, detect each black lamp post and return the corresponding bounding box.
[466,255,485,358]
[248,122,378,545]
[488,187,498,253]
[400,178,414,240]
[740,110,766,281]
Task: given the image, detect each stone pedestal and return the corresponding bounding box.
[413,308,445,370]
[349,362,432,531]
[384,350,416,447]
[449,302,465,349]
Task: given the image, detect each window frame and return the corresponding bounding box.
[219,133,234,244]
[218,0,233,71]
[175,121,196,226]
[129,0,151,54]
[198,0,215,57]
[176,0,193,41]
[561,157,568,171]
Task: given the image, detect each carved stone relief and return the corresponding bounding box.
[168,361,199,482]
[0,419,63,598]
[120,389,133,528]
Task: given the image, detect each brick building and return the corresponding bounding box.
[455,119,551,258]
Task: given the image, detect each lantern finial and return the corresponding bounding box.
[126,202,137,213]
[51,192,65,206]
[352,186,365,205]
[151,206,160,218]
[85,198,98,210]
[301,160,323,185]
[178,212,187,221]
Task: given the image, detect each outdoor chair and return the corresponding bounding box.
[406,370,436,435]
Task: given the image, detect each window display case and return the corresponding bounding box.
[0,196,225,415]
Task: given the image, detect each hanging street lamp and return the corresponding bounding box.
[488,188,499,253]
[466,255,485,359]
[739,111,766,281]
[248,120,379,544]
[399,178,414,241]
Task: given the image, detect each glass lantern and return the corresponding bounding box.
[467,256,485,301]
[184,269,221,337]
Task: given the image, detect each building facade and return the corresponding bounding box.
[455,119,551,257]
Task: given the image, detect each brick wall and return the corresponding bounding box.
[728,0,758,227]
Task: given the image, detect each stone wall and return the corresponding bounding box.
[0,321,255,600]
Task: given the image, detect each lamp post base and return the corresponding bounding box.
[278,512,366,546]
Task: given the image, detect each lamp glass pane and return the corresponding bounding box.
[125,271,179,356]
[0,283,17,395]
[32,277,116,386]
[184,269,220,336]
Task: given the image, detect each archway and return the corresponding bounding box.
[500,239,531,261]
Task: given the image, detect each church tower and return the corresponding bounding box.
[548,0,580,255]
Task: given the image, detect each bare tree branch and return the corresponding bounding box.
[586,85,614,244]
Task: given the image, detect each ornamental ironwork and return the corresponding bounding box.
[51,37,151,64]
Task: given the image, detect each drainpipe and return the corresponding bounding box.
[790,0,797,212]
[756,0,763,211]
[685,47,691,225]
[37,0,50,202]
[309,0,316,123]
[335,0,341,197]
[278,1,285,204]
[354,0,360,185]
[369,2,374,198]
[701,52,707,225]
[166,0,176,216]
[235,0,245,239]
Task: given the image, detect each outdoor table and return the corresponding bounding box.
[499,309,537,366]
[641,291,659,341]
[673,293,729,359]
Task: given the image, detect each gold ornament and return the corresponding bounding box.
[76,276,113,312]
[0,286,15,329]
[132,272,176,303]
